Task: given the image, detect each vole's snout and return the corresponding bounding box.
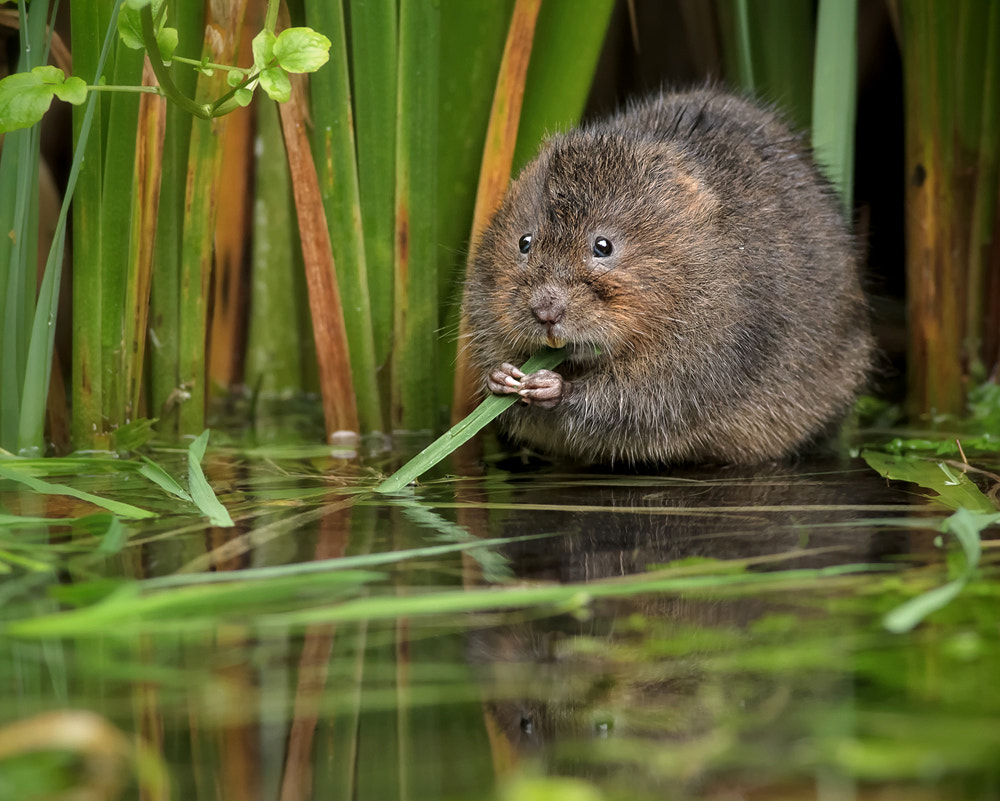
[530,286,567,326]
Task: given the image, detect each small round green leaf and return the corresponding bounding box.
[259,66,290,103]
[52,76,88,105]
[157,26,178,62]
[234,87,254,107]
[252,29,277,72]
[273,27,331,73]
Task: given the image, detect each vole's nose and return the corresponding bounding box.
[530,286,567,325]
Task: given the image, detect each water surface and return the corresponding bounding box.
[1,441,997,800]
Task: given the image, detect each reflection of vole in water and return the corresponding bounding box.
[462,88,873,465]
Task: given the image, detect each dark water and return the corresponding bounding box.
[1,442,998,800]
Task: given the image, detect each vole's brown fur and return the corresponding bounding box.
[462,88,873,465]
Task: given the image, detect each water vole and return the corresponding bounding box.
[462,88,873,465]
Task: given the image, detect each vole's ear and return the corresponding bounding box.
[647,150,720,227]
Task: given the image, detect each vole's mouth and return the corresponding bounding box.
[521,323,604,362]
[563,341,604,363]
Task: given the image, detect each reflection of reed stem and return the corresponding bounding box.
[280,623,336,801]
[280,504,352,800]
[396,615,412,801]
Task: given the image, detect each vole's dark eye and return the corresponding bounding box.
[518,234,533,254]
[593,236,613,258]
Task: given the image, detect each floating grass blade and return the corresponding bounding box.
[138,455,192,503]
[861,450,998,514]
[0,463,155,520]
[7,569,382,637]
[186,430,234,527]
[376,346,565,494]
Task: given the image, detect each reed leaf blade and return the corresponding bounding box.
[377,346,565,494]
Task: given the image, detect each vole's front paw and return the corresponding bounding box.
[488,362,525,395]
[518,370,566,409]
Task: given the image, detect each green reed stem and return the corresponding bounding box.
[812,0,858,210]
[305,0,383,433]
[349,0,398,373]
[391,0,441,432]
[511,0,616,172]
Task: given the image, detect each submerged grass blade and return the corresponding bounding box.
[376,346,565,493]
[8,569,383,637]
[95,515,128,555]
[267,563,877,628]
[6,553,874,637]
[186,430,233,527]
[0,463,154,520]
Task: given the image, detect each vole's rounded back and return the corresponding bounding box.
[462,88,873,465]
